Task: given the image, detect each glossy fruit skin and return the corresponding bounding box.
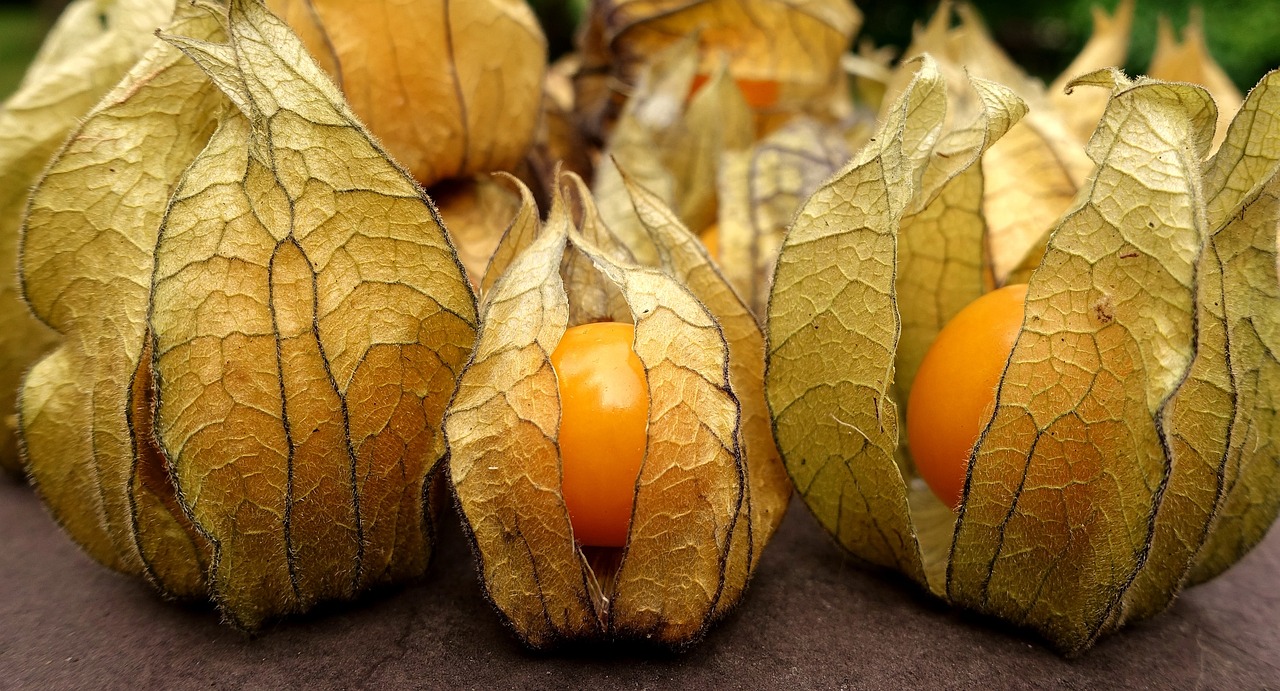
[550,322,649,547]
[906,284,1028,509]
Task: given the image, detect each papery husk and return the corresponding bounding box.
[0,0,171,474]
[525,60,596,209]
[21,0,223,588]
[716,116,851,316]
[21,0,477,629]
[892,1,1094,285]
[1048,0,1135,144]
[433,176,525,290]
[1147,9,1243,150]
[267,0,547,189]
[767,54,1280,655]
[591,37,851,318]
[448,174,790,648]
[574,0,860,137]
[768,57,955,593]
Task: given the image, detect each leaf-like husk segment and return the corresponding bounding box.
[768,23,1280,659]
[895,76,1027,421]
[716,117,852,315]
[153,0,476,628]
[949,73,1215,654]
[433,175,524,289]
[479,174,541,301]
[575,229,744,645]
[1147,11,1242,150]
[20,1,224,594]
[766,58,947,591]
[1,0,171,473]
[897,1,1094,285]
[1047,0,1134,144]
[619,172,793,598]
[448,193,599,649]
[1107,71,1280,628]
[592,35,696,269]
[1179,70,1280,585]
[589,0,860,131]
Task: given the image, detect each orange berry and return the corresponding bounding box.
[550,322,649,547]
[906,284,1028,509]
[689,73,782,109]
[699,223,720,262]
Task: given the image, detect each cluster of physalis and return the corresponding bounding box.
[0,0,1275,655]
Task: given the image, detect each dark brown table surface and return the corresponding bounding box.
[2,475,1277,689]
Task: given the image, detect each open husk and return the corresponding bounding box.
[447,173,790,648]
[766,56,1280,655]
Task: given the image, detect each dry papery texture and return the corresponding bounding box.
[1147,9,1242,150]
[890,0,1246,288]
[890,0,1096,287]
[267,0,548,290]
[574,0,859,140]
[266,0,545,190]
[586,0,1142,325]
[19,0,476,629]
[766,54,1280,654]
[526,55,598,209]
[0,0,171,474]
[447,172,790,649]
[591,34,855,319]
[867,0,1247,408]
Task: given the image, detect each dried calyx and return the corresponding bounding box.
[447,172,790,648]
[17,0,477,629]
[767,51,1280,654]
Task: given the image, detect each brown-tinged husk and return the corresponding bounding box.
[18,0,477,629]
[446,173,791,648]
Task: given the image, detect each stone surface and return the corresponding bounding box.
[2,476,1277,688]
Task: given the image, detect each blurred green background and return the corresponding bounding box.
[2,0,1278,100]
[0,3,41,99]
